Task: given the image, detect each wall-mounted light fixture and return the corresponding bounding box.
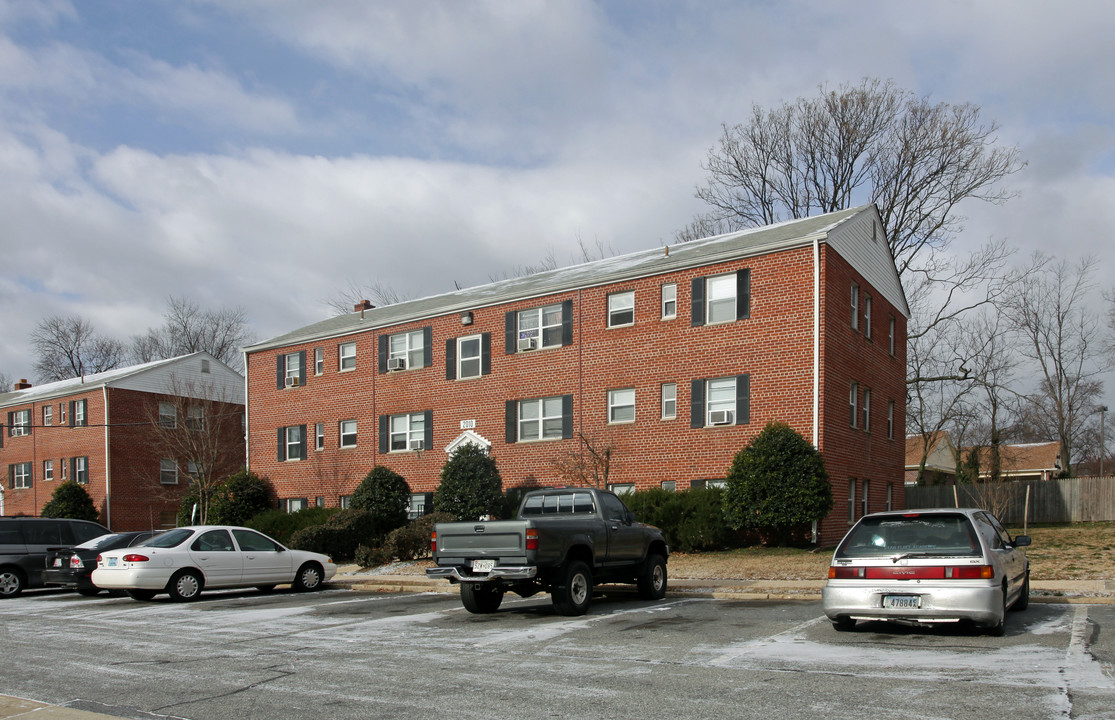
[461,311,473,326]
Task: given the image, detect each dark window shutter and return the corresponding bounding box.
[68,401,76,427]
[737,269,751,320]
[561,300,574,346]
[735,374,750,425]
[505,401,517,443]
[276,354,285,389]
[690,379,705,428]
[423,410,433,450]
[297,425,307,459]
[379,415,389,454]
[298,351,306,386]
[445,338,457,380]
[561,394,574,439]
[481,333,491,375]
[0,421,4,447]
[505,311,516,354]
[423,327,433,367]
[691,277,706,326]
[8,465,13,489]
[277,427,286,461]
[378,335,388,374]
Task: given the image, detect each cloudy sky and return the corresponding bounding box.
[1,0,1113,408]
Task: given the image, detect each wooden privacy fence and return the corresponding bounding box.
[905,476,1115,524]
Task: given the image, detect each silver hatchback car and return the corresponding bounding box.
[822,508,1030,635]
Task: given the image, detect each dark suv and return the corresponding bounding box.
[0,517,110,597]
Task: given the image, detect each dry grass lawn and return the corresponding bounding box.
[666,522,1115,582]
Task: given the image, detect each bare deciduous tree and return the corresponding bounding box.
[132,296,253,369]
[0,370,13,393]
[550,432,615,488]
[324,279,416,316]
[31,315,126,382]
[680,78,1024,276]
[1005,256,1110,477]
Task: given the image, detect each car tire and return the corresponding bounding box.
[293,562,324,592]
[1011,569,1030,612]
[460,582,504,614]
[77,588,102,597]
[0,567,26,598]
[167,570,204,602]
[832,616,857,632]
[636,553,668,600]
[552,560,593,616]
[128,589,156,601]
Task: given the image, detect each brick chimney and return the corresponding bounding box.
[14,379,31,390]
[354,299,375,319]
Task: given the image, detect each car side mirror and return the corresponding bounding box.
[1013,535,1031,548]
[625,511,635,525]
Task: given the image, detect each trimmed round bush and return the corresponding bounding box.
[434,444,503,521]
[41,481,100,522]
[351,466,411,535]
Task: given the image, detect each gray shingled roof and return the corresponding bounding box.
[245,206,871,353]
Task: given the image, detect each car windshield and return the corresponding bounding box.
[139,528,194,548]
[836,514,980,559]
[75,533,127,551]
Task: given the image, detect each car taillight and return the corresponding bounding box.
[430,531,437,554]
[69,555,84,569]
[830,565,994,580]
[122,554,150,563]
[525,528,539,551]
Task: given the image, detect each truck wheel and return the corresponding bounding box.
[552,560,593,616]
[637,553,668,600]
[460,582,503,614]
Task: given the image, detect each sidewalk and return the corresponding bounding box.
[0,695,125,720]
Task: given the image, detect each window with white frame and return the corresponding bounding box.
[284,352,301,386]
[408,493,430,519]
[457,335,482,379]
[284,426,304,460]
[72,400,87,427]
[286,498,308,513]
[706,377,736,426]
[607,291,634,328]
[608,388,635,424]
[849,382,859,428]
[160,459,178,485]
[518,397,565,441]
[339,342,356,371]
[517,304,564,349]
[887,400,895,440]
[60,403,67,425]
[186,462,199,479]
[851,283,860,330]
[158,402,177,428]
[339,495,352,509]
[187,406,204,431]
[43,459,54,481]
[888,316,896,355]
[43,406,52,426]
[706,273,737,324]
[389,413,425,451]
[73,456,88,484]
[9,409,30,436]
[661,382,677,419]
[60,457,68,481]
[864,294,872,339]
[315,422,325,451]
[862,388,871,432]
[661,480,676,492]
[314,347,324,375]
[861,480,870,518]
[847,479,856,522]
[389,331,424,370]
[339,420,358,448]
[10,462,31,488]
[661,283,676,319]
[608,483,634,495]
[886,483,894,511]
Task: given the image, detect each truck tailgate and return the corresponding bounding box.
[437,521,527,555]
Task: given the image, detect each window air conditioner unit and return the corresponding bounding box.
[285,376,298,388]
[518,337,538,352]
[388,357,407,371]
[709,410,733,425]
[412,440,425,451]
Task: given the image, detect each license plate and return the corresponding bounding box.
[883,595,921,609]
[107,557,118,567]
[472,559,495,573]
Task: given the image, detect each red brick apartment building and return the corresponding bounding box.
[0,353,245,531]
[244,205,909,545]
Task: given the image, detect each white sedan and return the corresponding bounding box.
[91,525,337,602]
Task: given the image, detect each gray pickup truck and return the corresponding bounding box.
[426,487,669,615]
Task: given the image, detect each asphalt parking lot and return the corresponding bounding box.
[2,586,1114,720]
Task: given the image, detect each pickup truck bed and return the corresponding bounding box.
[427,487,669,615]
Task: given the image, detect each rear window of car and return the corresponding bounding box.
[142,528,194,548]
[76,534,125,551]
[520,492,596,516]
[836,514,980,559]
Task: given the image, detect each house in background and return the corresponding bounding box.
[967,441,1062,482]
[0,353,244,530]
[905,431,959,485]
[243,205,909,546]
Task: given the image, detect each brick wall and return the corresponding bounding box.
[247,242,907,545]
